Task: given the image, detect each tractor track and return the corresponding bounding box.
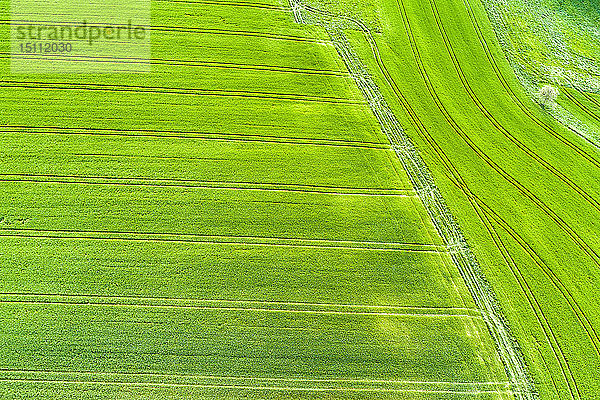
[466,186,581,400]
[0,52,348,76]
[0,173,412,197]
[0,125,388,150]
[460,0,600,168]
[390,1,591,397]
[0,80,363,105]
[563,89,600,126]
[154,0,285,10]
[577,90,600,110]
[1,20,324,44]
[392,0,600,272]
[427,0,600,216]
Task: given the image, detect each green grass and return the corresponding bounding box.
[0,0,515,398]
[0,132,411,188]
[475,0,600,89]
[315,0,600,398]
[0,238,464,306]
[470,0,600,146]
[557,86,600,134]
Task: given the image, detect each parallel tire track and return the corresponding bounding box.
[462,183,580,400]
[381,24,576,400]
[1,21,324,44]
[0,293,480,314]
[460,0,600,168]
[563,89,600,125]
[391,0,578,398]
[0,377,516,394]
[0,294,481,318]
[0,173,413,197]
[394,1,600,272]
[578,90,600,110]
[153,0,286,10]
[430,159,578,400]
[0,227,447,253]
[0,299,480,318]
[428,0,600,216]
[0,80,363,105]
[0,369,512,387]
[0,125,388,150]
[0,53,349,77]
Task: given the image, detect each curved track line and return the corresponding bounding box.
[393,1,600,271]
[563,89,600,125]
[466,189,578,400]
[460,0,600,166]
[470,193,581,400]
[578,90,600,110]
[427,0,600,215]
[392,2,583,397]
[420,0,600,362]
[426,0,600,358]
[352,0,575,397]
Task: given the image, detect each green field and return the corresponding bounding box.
[319,0,600,398]
[0,0,516,399]
[472,0,600,146]
[1,0,599,399]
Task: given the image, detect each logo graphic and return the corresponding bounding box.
[10,0,151,73]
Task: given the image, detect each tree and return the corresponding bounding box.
[538,85,559,107]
